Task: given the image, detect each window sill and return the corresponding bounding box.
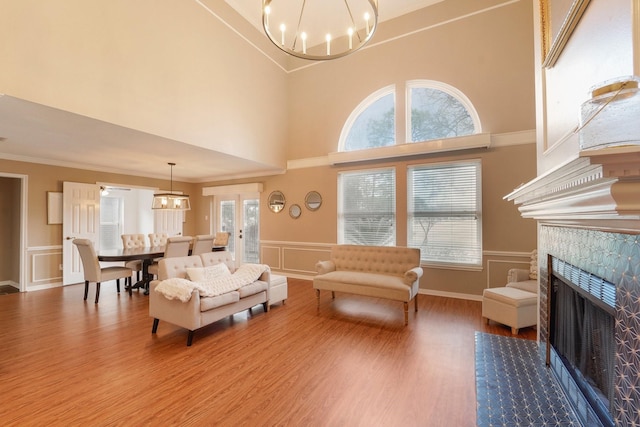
[328,133,491,165]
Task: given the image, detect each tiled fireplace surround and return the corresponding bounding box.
[540,225,640,425]
[507,149,640,426]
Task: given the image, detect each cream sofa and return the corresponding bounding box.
[149,251,270,346]
[313,245,423,325]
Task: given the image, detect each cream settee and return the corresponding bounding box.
[313,245,423,325]
[149,251,270,346]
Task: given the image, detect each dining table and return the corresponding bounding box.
[98,246,165,295]
[97,245,228,294]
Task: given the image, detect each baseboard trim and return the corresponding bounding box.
[419,288,483,302]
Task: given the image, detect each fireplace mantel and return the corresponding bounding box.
[505,146,640,231]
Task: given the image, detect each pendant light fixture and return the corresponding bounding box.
[262,0,378,61]
[152,162,191,210]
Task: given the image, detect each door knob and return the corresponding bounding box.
[65,236,76,240]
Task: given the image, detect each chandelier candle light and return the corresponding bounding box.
[262,0,378,61]
[151,162,191,211]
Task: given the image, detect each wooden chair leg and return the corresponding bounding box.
[414,294,418,312]
[128,277,133,296]
[316,289,320,311]
[187,330,194,346]
[151,318,159,333]
[83,281,89,301]
[116,278,121,293]
[404,302,409,325]
[95,282,101,304]
[511,327,519,335]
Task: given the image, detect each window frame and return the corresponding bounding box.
[407,159,483,269]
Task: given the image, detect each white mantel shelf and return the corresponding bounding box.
[505,146,640,232]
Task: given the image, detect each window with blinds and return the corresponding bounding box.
[100,196,123,251]
[408,160,482,267]
[338,168,396,246]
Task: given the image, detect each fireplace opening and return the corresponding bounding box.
[550,259,616,427]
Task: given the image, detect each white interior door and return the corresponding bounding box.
[154,210,183,237]
[216,193,260,264]
[63,181,100,285]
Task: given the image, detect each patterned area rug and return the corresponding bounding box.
[475,332,582,426]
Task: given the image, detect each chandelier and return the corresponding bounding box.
[151,163,191,211]
[262,0,378,61]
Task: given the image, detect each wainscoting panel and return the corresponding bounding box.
[28,246,62,290]
[261,241,331,278]
[260,245,282,271]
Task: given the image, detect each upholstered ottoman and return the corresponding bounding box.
[269,274,288,308]
[482,287,537,334]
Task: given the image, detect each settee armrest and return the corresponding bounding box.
[507,268,531,283]
[403,267,424,286]
[316,260,336,275]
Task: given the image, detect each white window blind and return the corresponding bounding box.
[338,168,395,246]
[100,197,123,251]
[408,160,482,266]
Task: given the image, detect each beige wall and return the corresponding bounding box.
[534,0,635,173]
[0,0,289,168]
[286,0,535,159]
[0,0,538,297]
[195,143,538,297]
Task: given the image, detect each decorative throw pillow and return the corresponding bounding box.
[187,263,231,282]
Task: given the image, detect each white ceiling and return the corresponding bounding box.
[0,0,442,182]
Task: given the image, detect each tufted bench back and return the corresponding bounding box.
[331,245,420,277]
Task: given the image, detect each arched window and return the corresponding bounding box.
[407,80,480,142]
[339,81,480,152]
[339,86,395,152]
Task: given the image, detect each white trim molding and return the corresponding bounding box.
[505,146,640,231]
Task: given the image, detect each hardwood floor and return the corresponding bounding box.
[0,279,535,426]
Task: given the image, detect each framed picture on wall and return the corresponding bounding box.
[540,0,591,68]
[47,192,63,225]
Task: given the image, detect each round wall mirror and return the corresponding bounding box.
[304,191,322,211]
[268,191,286,213]
[289,204,302,219]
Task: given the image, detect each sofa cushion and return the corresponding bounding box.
[200,291,240,311]
[238,280,268,298]
[315,271,409,292]
[187,263,231,282]
[506,279,537,294]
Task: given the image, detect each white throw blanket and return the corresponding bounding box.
[155,263,269,303]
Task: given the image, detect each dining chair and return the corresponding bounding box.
[213,231,230,247]
[121,234,145,281]
[191,234,215,256]
[72,239,133,303]
[148,233,168,247]
[147,236,193,278]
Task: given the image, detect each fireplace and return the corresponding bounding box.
[505,148,640,426]
[534,226,640,427]
[549,256,616,427]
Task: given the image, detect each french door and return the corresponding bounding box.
[215,193,260,264]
